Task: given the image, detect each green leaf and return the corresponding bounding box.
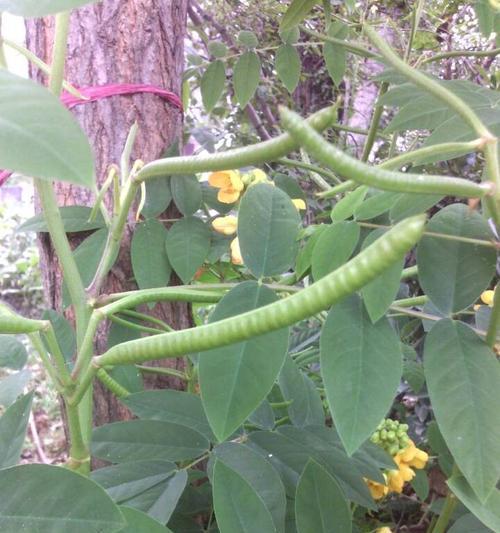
[165,217,211,284]
[403,359,425,394]
[273,173,306,200]
[201,183,233,214]
[199,281,289,441]
[0,335,28,370]
[0,369,31,407]
[311,221,359,280]
[323,25,347,88]
[449,513,493,533]
[295,459,352,533]
[361,228,404,322]
[280,26,300,45]
[201,60,226,112]
[119,470,187,524]
[143,177,172,218]
[233,51,261,108]
[91,420,209,463]
[411,469,430,501]
[330,186,368,222]
[123,390,214,441]
[119,507,173,533]
[448,475,500,532]
[213,442,286,532]
[417,204,496,315]
[354,191,401,220]
[237,30,259,48]
[0,392,33,468]
[171,175,202,216]
[91,460,177,503]
[389,193,443,223]
[238,183,301,278]
[0,70,94,187]
[278,356,324,427]
[295,224,327,278]
[0,464,125,532]
[275,44,301,93]
[207,41,228,58]
[131,219,171,291]
[280,0,318,31]
[248,399,276,430]
[320,294,402,455]
[424,320,500,501]
[17,206,105,233]
[0,0,98,17]
[213,459,277,533]
[42,309,76,366]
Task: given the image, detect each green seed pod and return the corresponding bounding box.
[388,444,400,456]
[0,301,48,334]
[380,429,388,440]
[387,430,396,441]
[371,433,380,444]
[400,424,409,432]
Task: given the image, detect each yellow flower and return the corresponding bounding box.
[481,289,495,307]
[387,468,405,494]
[230,237,243,265]
[246,168,268,184]
[292,198,306,210]
[208,170,244,204]
[376,528,393,533]
[397,440,428,470]
[365,476,389,500]
[212,215,238,236]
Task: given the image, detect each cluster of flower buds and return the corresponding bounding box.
[370,418,410,456]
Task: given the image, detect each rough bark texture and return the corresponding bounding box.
[26,0,189,428]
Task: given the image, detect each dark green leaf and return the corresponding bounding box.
[425,320,500,501]
[354,191,401,220]
[295,224,327,278]
[323,31,346,88]
[207,41,228,58]
[0,335,28,370]
[248,399,276,430]
[417,204,496,314]
[0,0,98,17]
[171,175,202,216]
[17,206,105,233]
[448,513,494,533]
[199,282,289,441]
[233,51,261,108]
[201,61,226,112]
[0,464,125,532]
[238,183,301,277]
[0,369,31,407]
[120,507,173,533]
[276,44,301,93]
[311,221,359,280]
[448,476,500,532]
[295,459,352,533]
[0,392,33,468]
[361,228,404,322]
[91,420,209,463]
[389,193,443,223]
[278,356,324,427]
[201,183,234,214]
[237,30,259,48]
[403,359,425,393]
[0,70,94,186]
[42,309,76,366]
[411,469,430,501]
[123,390,214,441]
[273,173,306,200]
[165,217,211,284]
[213,442,286,532]
[131,219,171,290]
[320,294,402,455]
[213,460,277,533]
[330,186,368,222]
[143,177,172,218]
[280,0,318,31]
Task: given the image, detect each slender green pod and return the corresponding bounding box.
[97,215,425,366]
[0,302,49,334]
[96,368,130,398]
[280,108,492,198]
[136,106,337,181]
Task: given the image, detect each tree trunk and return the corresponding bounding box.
[26,0,189,429]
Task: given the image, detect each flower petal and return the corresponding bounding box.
[212,215,238,236]
[209,171,231,188]
[230,237,243,265]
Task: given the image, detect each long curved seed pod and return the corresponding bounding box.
[280,108,492,198]
[0,302,48,334]
[136,106,337,181]
[99,215,425,365]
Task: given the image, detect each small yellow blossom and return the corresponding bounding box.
[208,170,244,204]
[481,289,495,307]
[212,215,238,236]
[398,440,429,470]
[230,237,243,265]
[365,477,389,500]
[376,528,393,533]
[292,198,306,210]
[245,168,268,184]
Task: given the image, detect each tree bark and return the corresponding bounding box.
[26,0,189,429]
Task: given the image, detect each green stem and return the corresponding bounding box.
[136,364,189,381]
[429,490,457,533]
[43,325,72,387]
[28,332,63,393]
[404,0,425,62]
[401,265,418,280]
[299,148,332,190]
[0,14,7,69]
[316,180,356,198]
[96,368,130,398]
[392,295,428,307]
[71,215,426,403]
[420,47,500,65]
[277,157,340,184]
[1,37,84,97]
[109,314,163,335]
[361,82,389,162]
[300,26,379,59]
[136,106,336,181]
[280,108,492,198]
[120,122,139,183]
[120,309,174,332]
[485,284,500,348]
[65,402,90,474]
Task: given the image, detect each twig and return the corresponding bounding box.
[29,412,50,464]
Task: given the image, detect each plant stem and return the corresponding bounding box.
[0,14,7,69]
[136,364,189,381]
[404,0,425,62]
[96,368,130,398]
[361,82,389,162]
[392,295,428,307]
[28,332,63,393]
[429,490,457,533]
[485,284,500,348]
[65,402,90,474]
[401,265,418,280]
[43,325,72,387]
[120,122,139,183]
[119,309,174,332]
[420,47,500,65]
[277,157,340,184]
[109,314,164,335]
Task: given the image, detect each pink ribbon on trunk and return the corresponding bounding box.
[0,83,182,186]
